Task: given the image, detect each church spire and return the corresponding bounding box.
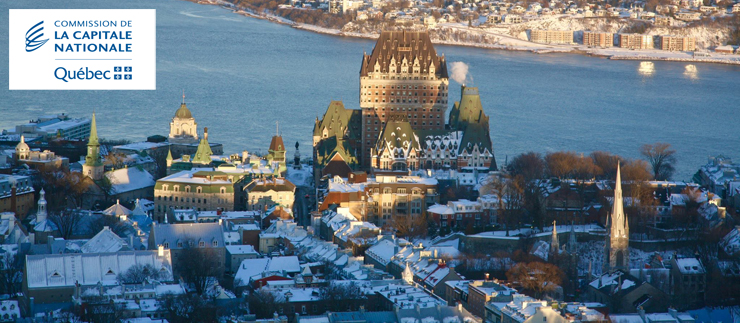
[550,220,559,254]
[605,163,629,271]
[83,112,104,180]
[89,112,99,146]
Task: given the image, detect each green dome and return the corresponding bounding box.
[175,103,192,119]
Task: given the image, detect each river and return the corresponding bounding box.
[1,0,738,181]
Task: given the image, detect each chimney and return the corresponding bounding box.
[204,127,209,140]
[10,186,16,217]
[158,245,164,257]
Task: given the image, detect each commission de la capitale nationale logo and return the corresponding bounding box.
[25,21,49,52]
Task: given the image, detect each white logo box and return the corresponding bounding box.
[9,9,156,90]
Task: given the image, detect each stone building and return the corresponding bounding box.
[670,257,706,310]
[154,169,247,219]
[169,94,199,145]
[359,31,450,167]
[148,222,226,276]
[605,164,629,272]
[246,178,296,212]
[0,175,34,220]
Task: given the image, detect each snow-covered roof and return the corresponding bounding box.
[103,201,132,217]
[674,257,705,274]
[235,256,301,283]
[81,227,129,253]
[106,167,155,194]
[365,239,398,266]
[26,250,172,289]
[225,245,258,255]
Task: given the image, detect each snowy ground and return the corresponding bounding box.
[577,240,681,277]
[286,165,313,188]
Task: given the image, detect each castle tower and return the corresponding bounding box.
[169,93,199,144]
[37,189,47,223]
[605,163,629,272]
[83,113,104,181]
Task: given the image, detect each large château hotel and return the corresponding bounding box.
[314,30,496,180]
[359,31,450,167]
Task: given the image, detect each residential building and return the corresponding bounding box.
[0,174,34,219]
[660,36,696,51]
[583,31,613,47]
[359,31,450,167]
[246,178,296,211]
[365,172,439,226]
[586,270,668,313]
[147,222,226,276]
[655,15,673,26]
[225,244,259,274]
[502,14,522,24]
[105,167,156,204]
[670,257,706,310]
[530,30,573,44]
[619,34,654,49]
[427,198,496,230]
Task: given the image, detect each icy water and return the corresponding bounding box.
[1,0,739,181]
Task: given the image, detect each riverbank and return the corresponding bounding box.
[193,0,740,66]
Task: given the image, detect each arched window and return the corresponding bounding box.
[174,186,180,192]
[185,186,191,193]
[220,187,226,194]
[196,187,202,193]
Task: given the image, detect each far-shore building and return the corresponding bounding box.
[166,98,223,159]
[583,31,614,47]
[530,30,573,44]
[619,34,654,49]
[660,35,696,51]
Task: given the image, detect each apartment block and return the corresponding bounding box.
[530,30,574,44]
[660,35,696,51]
[583,31,614,47]
[618,33,654,49]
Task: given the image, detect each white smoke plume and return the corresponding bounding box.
[449,61,471,85]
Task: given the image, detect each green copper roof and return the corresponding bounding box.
[175,103,193,119]
[192,136,213,164]
[88,112,99,146]
[314,101,361,140]
[448,86,488,131]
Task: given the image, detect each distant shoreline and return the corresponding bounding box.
[191,0,740,66]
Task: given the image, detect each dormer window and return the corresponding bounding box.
[199,241,205,247]
[213,241,218,247]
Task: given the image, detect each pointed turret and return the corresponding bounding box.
[191,127,214,165]
[166,148,173,168]
[83,112,104,180]
[37,189,47,223]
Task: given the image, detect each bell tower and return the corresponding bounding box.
[83,112,104,181]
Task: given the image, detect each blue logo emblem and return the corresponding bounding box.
[25,21,49,52]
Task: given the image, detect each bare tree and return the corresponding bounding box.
[158,293,218,323]
[621,159,653,182]
[83,301,126,323]
[88,214,129,237]
[48,209,82,239]
[0,248,25,295]
[506,261,564,299]
[545,151,579,179]
[388,214,428,238]
[507,152,545,182]
[117,263,164,284]
[319,281,365,312]
[246,289,286,319]
[178,244,221,295]
[640,143,677,181]
[590,151,620,180]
